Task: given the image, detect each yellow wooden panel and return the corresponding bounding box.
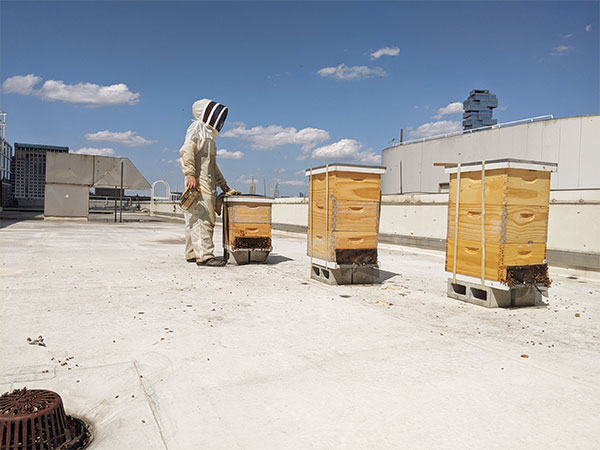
[504,205,548,243]
[448,169,507,206]
[503,242,547,267]
[448,169,551,207]
[446,239,547,282]
[445,238,503,281]
[334,231,378,250]
[448,204,549,244]
[308,231,330,260]
[230,223,271,239]
[308,231,378,260]
[230,203,271,224]
[309,172,381,202]
[311,200,379,232]
[331,172,381,202]
[333,201,379,232]
[505,169,551,206]
[308,173,327,203]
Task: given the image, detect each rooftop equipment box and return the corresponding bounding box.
[223,195,273,264]
[305,164,386,267]
[445,158,557,285]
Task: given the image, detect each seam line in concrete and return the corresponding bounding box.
[133,360,170,450]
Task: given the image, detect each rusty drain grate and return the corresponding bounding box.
[0,388,90,450]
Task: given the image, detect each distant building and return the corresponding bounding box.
[382,115,599,195]
[14,142,69,208]
[0,112,13,208]
[463,89,498,130]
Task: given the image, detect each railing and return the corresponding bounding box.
[391,115,554,147]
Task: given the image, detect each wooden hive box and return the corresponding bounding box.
[305,164,386,267]
[223,196,273,253]
[445,159,557,285]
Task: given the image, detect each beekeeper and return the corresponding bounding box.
[180,99,231,267]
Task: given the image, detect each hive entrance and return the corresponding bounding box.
[505,264,551,288]
[232,236,271,249]
[0,388,91,450]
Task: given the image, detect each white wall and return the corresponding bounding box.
[272,197,308,228]
[382,115,600,194]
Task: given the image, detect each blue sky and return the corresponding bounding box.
[1,1,598,196]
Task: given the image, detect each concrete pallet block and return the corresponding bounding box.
[447,278,543,308]
[310,263,377,285]
[227,249,270,265]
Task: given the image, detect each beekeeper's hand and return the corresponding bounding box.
[224,185,240,196]
[186,175,197,190]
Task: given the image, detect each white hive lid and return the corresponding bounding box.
[444,158,558,174]
[305,164,386,176]
[224,195,273,204]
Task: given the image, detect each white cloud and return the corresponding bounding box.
[316,64,387,80]
[74,147,116,156]
[217,149,244,159]
[234,175,257,185]
[2,74,139,106]
[585,24,592,32]
[550,45,572,56]
[312,139,362,159]
[408,120,462,139]
[295,169,306,176]
[2,74,42,94]
[222,124,329,151]
[433,102,463,119]
[276,168,286,174]
[37,80,139,105]
[160,157,181,165]
[84,130,156,146]
[370,47,400,60]
[358,151,382,164]
[311,138,381,163]
[562,33,573,38]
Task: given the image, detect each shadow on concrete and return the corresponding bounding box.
[376,268,401,283]
[0,210,43,229]
[267,254,294,265]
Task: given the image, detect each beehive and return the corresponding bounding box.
[306,164,386,267]
[445,159,557,284]
[223,196,273,254]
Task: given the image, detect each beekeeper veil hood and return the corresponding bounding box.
[193,99,228,132]
[186,99,228,145]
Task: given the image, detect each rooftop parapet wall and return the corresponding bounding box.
[146,191,600,274]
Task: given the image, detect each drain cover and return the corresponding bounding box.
[0,388,89,450]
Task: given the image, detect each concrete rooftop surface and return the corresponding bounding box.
[1,214,599,449]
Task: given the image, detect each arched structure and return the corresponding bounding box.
[150,180,171,216]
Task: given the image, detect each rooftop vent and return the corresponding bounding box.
[463,89,498,130]
[0,388,90,450]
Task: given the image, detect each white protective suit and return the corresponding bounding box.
[180,99,229,262]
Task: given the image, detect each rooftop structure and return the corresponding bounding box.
[1,215,599,448]
[463,89,498,130]
[382,115,600,195]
